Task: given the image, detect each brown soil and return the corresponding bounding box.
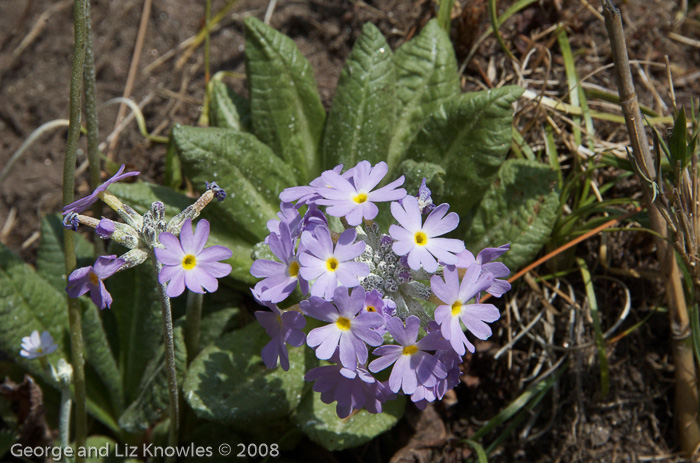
[2,0,700,461]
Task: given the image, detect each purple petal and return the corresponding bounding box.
[477,244,510,263]
[165,271,186,298]
[198,261,232,278]
[158,232,185,256]
[93,255,125,279]
[308,325,341,360]
[190,219,211,255]
[197,245,233,263]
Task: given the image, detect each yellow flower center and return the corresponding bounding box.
[414,231,428,246]
[88,272,100,286]
[182,254,197,270]
[366,305,376,312]
[288,260,300,277]
[402,345,419,356]
[451,301,462,316]
[326,257,339,272]
[37,347,44,354]
[353,192,369,204]
[336,317,351,331]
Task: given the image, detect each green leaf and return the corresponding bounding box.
[165,135,183,189]
[171,124,295,242]
[106,258,163,403]
[293,389,405,451]
[405,86,524,216]
[245,16,326,183]
[108,181,256,285]
[396,159,446,196]
[464,159,561,270]
[118,328,187,432]
[388,19,460,175]
[669,107,688,169]
[209,80,251,131]
[197,307,240,350]
[0,244,69,373]
[36,214,94,291]
[183,322,305,431]
[82,302,124,415]
[321,23,396,168]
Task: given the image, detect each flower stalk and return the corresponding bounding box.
[185,291,203,364]
[83,0,104,257]
[63,0,88,459]
[153,259,180,457]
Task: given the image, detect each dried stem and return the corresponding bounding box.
[603,0,700,454]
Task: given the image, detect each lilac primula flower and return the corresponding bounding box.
[154,218,232,298]
[251,222,308,303]
[66,255,124,309]
[363,289,388,334]
[302,286,384,370]
[431,265,500,355]
[456,244,511,297]
[368,316,448,394]
[305,358,392,418]
[280,165,348,206]
[62,164,139,215]
[20,331,58,359]
[389,196,465,273]
[266,202,302,239]
[363,289,385,314]
[253,289,306,371]
[248,159,515,418]
[299,226,369,300]
[316,161,407,226]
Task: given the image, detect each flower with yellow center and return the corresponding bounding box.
[431,266,501,356]
[369,316,449,395]
[66,254,125,310]
[389,196,466,273]
[154,218,232,298]
[20,330,58,359]
[303,286,385,370]
[251,221,309,303]
[316,160,407,226]
[299,226,369,301]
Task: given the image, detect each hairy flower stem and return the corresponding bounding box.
[83,0,104,257]
[59,386,72,453]
[604,0,700,454]
[185,292,203,364]
[153,259,179,459]
[63,0,88,460]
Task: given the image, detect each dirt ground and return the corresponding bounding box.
[2,0,700,461]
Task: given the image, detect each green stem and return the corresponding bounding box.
[59,386,72,458]
[83,0,104,257]
[185,291,203,364]
[63,0,88,460]
[153,259,179,459]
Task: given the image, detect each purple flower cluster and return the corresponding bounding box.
[251,161,512,417]
[62,166,232,308]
